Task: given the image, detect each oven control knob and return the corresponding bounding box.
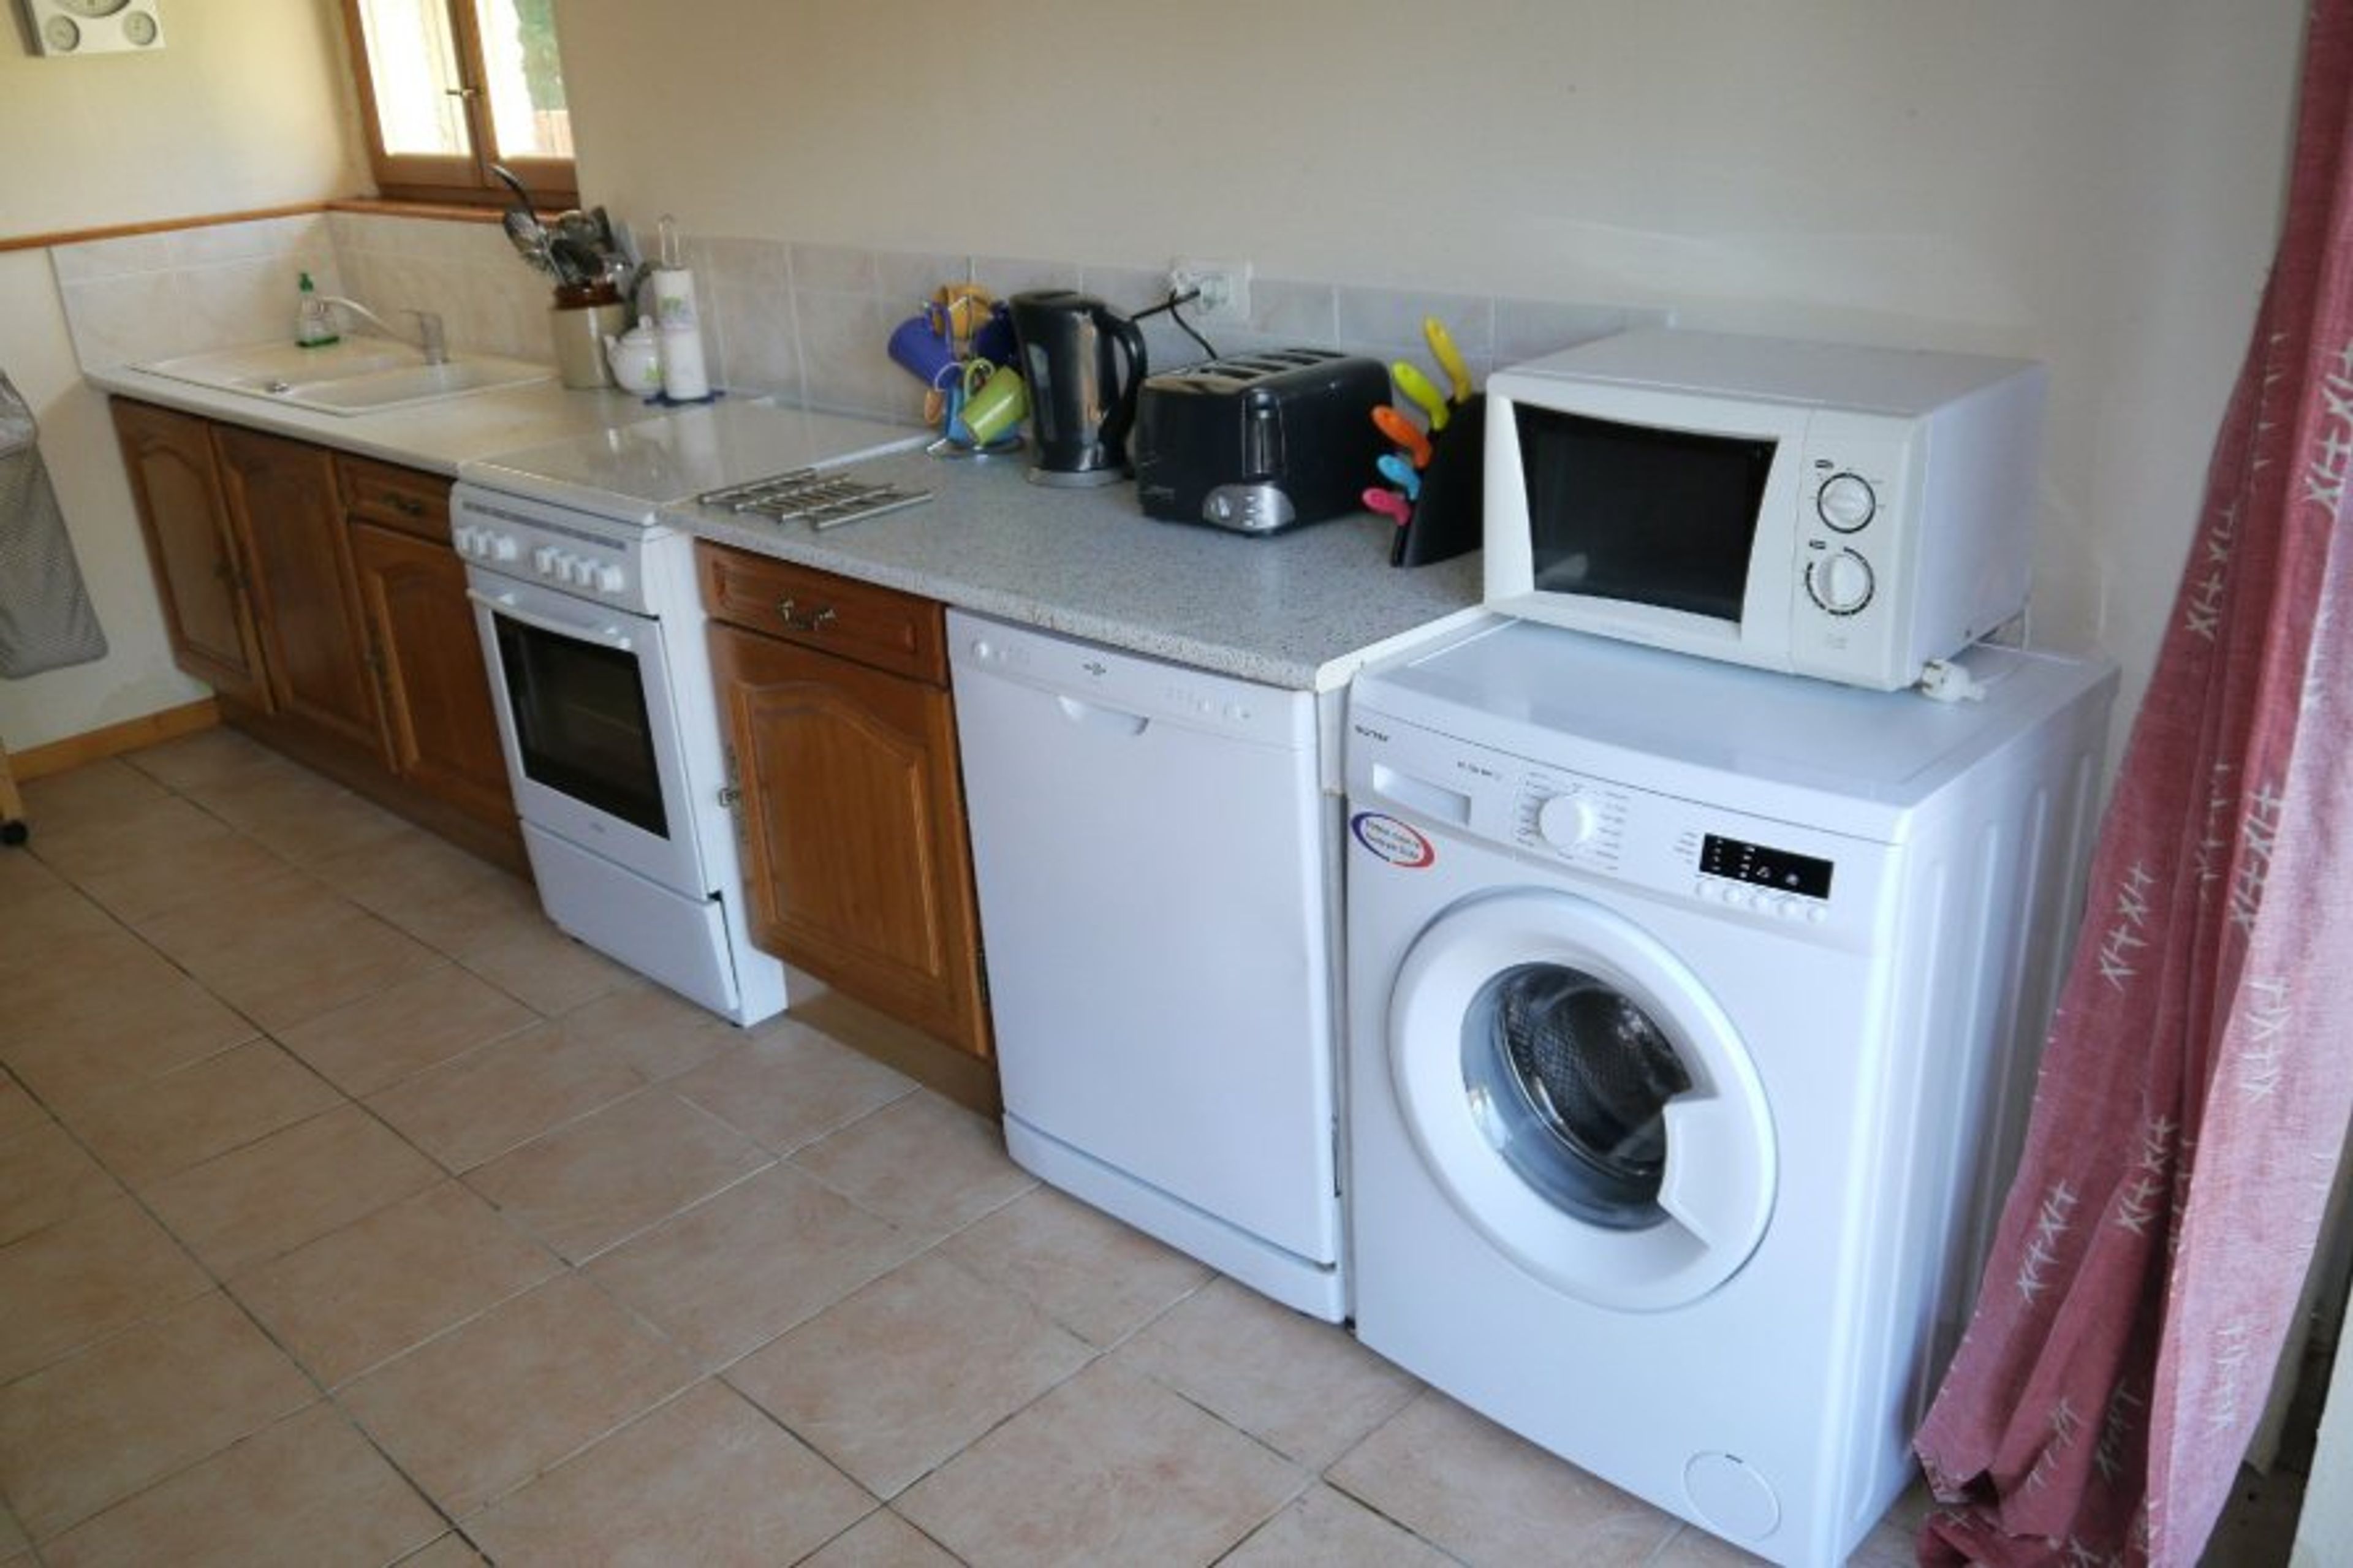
[1535,792,1599,851]
[490,533,520,563]
[452,523,480,556]
[1816,472,1877,532]
[562,555,591,587]
[1806,549,1876,615]
[531,545,559,576]
[593,563,626,594]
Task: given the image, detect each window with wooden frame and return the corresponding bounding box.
[340,0,577,207]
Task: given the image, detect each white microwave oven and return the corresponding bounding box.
[1483,328,2048,691]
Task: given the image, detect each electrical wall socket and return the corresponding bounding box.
[1169,259,1252,325]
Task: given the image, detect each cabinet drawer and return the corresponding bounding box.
[338,455,450,542]
[698,542,946,686]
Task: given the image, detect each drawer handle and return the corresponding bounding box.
[388,494,425,517]
[776,598,837,634]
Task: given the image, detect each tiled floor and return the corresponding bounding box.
[0,726,1968,1565]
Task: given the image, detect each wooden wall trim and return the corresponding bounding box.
[0,204,332,257]
[6,700,219,781]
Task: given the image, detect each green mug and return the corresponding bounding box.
[958,363,1028,447]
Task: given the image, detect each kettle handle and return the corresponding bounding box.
[1093,304,1148,455]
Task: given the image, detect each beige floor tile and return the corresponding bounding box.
[145,1103,444,1276]
[0,1498,25,1555]
[336,1273,695,1518]
[365,1018,648,1173]
[307,828,534,950]
[465,1088,773,1263]
[548,980,747,1083]
[275,962,539,1097]
[672,1020,917,1153]
[0,1291,317,1540]
[1221,1483,1455,1567]
[1113,1276,1421,1468]
[0,1116,123,1246]
[467,1380,873,1566]
[728,1251,1094,1499]
[0,945,257,1115]
[28,802,289,926]
[1648,1520,1776,1564]
[941,1184,1213,1348]
[393,1534,493,1566]
[191,763,413,866]
[17,759,175,834]
[67,1040,343,1189]
[38,1402,445,1568]
[798,1509,963,1567]
[587,1164,923,1369]
[232,1180,559,1387]
[1327,1389,1682,1567]
[789,1091,1034,1240]
[458,918,638,1015]
[118,726,287,795]
[896,1357,1306,1567]
[0,1197,211,1384]
[129,864,364,974]
[0,1073,40,1140]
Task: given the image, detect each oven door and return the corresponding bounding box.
[467,569,710,897]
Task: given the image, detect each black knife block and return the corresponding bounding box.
[1390,393,1483,567]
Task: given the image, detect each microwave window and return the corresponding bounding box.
[1514,406,1776,623]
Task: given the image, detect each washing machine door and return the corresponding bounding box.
[1389,888,1775,1311]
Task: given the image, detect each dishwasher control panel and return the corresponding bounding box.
[952,611,1316,751]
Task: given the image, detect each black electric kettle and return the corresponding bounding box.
[1007,290,1146,487]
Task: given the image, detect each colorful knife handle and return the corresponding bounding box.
[1390,361,1452,431]
[1371,405,1433,468]
[1362,487,1412,525]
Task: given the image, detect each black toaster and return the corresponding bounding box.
[1133,349,1391,533]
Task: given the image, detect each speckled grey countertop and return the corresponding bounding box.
[86,361,1485,692]
[675,446,1486,692]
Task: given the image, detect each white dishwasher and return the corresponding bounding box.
[948,609,1344,1321]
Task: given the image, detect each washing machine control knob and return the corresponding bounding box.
[1535,793,1599,851]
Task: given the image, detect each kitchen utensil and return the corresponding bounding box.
[1376,453,1422,500]
[604,318,663,394]
[489,163,553,273]
[1391,361,1452,432]
[1362,487,1412,524]
[1372,405,1433,468]
[887,312,961,388]
[1423,316,1474,403]
[958,363,1029,447]
[1007,290,1147,487]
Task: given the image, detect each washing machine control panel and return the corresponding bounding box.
[1514,776,1630,873]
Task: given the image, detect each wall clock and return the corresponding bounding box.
[18,0,165,56]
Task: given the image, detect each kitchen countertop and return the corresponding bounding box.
[678,445,1485,692]
[86,360,670,475]
[86,362,1485,692]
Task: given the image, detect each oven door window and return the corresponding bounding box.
[1515,405,1775,623]
[494,615,669,837]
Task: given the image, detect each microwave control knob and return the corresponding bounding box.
[1808,549,1876,615]
[1816,472,1877,532]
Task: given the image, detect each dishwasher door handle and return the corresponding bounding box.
[1055,694,1150,737]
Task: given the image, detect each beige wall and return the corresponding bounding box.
[556,0,2303,744]
[0,0,365,753]
[0,0,2308,762]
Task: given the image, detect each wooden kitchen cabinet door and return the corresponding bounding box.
[710,621,992,1060]
[348,520,515,831]
[110,401,271,709]
[211,423,386,758]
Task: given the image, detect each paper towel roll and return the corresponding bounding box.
[649,267,700,330]
[659,323,711,402]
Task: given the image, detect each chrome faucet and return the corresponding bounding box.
[318,296,448,365]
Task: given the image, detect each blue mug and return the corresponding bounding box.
[887,312,959,388]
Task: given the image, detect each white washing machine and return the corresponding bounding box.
[1343,619,2115,1567]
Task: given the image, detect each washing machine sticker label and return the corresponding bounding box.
[1351,811,1436,869]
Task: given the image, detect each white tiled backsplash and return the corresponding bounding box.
[53,210,1663,417]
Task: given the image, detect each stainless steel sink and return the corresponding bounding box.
[136,341,553,416]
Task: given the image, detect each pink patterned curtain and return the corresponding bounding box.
[1912,4,2353,1563]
